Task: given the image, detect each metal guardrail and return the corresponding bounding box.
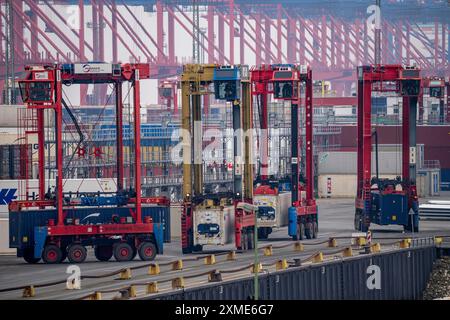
[1,235,445,300]
[145,245,438,300]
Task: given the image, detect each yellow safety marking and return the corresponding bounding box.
[22,286,35,298]
[204,254,216,265]
[119,268,132,280]
[172,277,185,289]
[294,242,304,252]
[328,238,338,248]
[275,259,288,270]
[146,282,158,294]
[263,245,273,256]
[172,259,183,271]
[148,264,160,275]
[312,252,324,263]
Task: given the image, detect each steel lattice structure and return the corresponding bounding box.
[1,0,449,104]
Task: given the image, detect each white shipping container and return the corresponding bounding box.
[0,178,117,216]
[254,192,291,228]
[193,206,235,246]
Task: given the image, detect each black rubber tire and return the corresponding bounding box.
[23,248,41,264]
[42,244,63,264]
[258,228,269,240]
[241,231,248,250]
[354,211,361,231]
[361,218,369,233]
[248,230,254,250]
[67,244,87,264]
[138,242,157,261]
[131,245,138,260]
[182,231,193,254]
[298,223,305,241]
[312,221,318,239]
[305,222,313,240]
[182,247,192,254]
[405,215,419,233]
[94,245,113,261]
[113,243,134,262]
[60,247,68,262]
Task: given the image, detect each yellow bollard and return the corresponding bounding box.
[356,237,366,247]
[208,271,222,282]
[263,245,273,256]
[251,263,263,273]
[204,254,216,265]
[312,252,324,263]
[22,286,35,298]
[371,243,381,253]
[342,247,353,257]
[128,285,137,298]
[119,268,132,280]
[172,277,185,289]
[294,242,304,252]
[172,259,183,271]
[146,282,158,294]
[87,292,102,300]
[275,259,288,271]
[328,238,338,248]
[227,251,236,261]
[148,263,160,275]
[399,239,410,249]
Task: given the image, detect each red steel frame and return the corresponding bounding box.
[250,65,317,223]
[13,63,169,235]
[355,64,420,216]
[1,1,448,107]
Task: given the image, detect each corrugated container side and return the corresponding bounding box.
[149,275,269,300]
[9,205,171,248]
[143,246,437,301]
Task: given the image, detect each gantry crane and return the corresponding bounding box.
[355,64,421,233]
[251,64,318,240]
[10,63,168,264]
[180,64,255,253]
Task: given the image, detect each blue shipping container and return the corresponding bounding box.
[9,205,171,249]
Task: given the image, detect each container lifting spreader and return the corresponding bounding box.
[10,63,169,264]
[355,64,421,232]
[181,64,255,253]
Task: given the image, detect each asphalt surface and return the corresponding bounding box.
[0,196,449,300]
